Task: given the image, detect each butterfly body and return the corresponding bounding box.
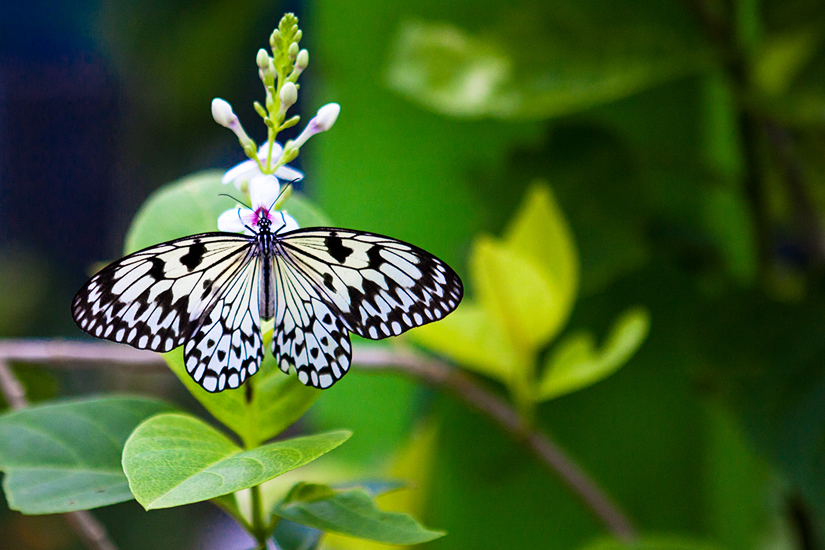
[72,212,463,392]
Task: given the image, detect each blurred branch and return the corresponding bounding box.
[355,347,638,542]
[764,122,825,267]
[0,338,637,542]
[0,357,119,550]
[738,111,772,276]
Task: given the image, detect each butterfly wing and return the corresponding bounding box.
[270,228,464,388]
[72,232,264,391]
[182,250,265,392]
[270,255,354,389]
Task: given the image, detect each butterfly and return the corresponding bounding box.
[71,209,463,392]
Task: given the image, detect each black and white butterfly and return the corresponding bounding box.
[71,207,463,392]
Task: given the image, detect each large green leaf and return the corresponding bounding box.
[122,413,350,509]
[387,7,710,120]
[124,170,332,254]
[163,335,320,447]
[275,483,444,544]
[0,395,174,514]
[538,307,650,401]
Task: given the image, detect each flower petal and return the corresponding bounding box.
[249,175,282,210]
[218,207,253,233]
[275,164,304,182]
[222,159,258,186]
[257,142,283,159]
[273,211,301,234]
[222,142,303,189]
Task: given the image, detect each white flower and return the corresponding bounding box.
[217,175,299,235]
[291,103,340,149]
[222,143,303,191]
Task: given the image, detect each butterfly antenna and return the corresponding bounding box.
[219,193,251,209]
[268,180,297,212]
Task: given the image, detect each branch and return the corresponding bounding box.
[354,347,637,541]
[0,339,637,542]
[764,121,825,267]
[0,357,119,550]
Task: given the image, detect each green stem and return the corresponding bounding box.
[250,484,268,546]
[510,354,537,429]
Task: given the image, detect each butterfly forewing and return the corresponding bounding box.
[270,228,463,388]
[72,233,255,353]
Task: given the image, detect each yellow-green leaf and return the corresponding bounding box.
[538,307,650,401]
[471,235,563,350]
[408,301,523,384]
[505,182,578,327]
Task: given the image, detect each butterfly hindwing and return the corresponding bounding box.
[271,255,352,389]
[183,254,264,392]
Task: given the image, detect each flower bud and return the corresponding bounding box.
[314,103,340,132]
[211,98,237,128]
[279,82,298,111]
[288,42,299,59]
[281,114,300,129]
[295,49,309,70]
[281,142,300,164]
[290,103,341,149]
[256,48,270,70]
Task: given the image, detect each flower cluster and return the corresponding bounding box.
[211,13,339,232]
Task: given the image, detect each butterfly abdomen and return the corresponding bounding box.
[257,231,277,320]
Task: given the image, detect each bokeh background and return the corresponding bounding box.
[4,0,825,549]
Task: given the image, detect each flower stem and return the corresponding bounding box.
[250,484,268,546]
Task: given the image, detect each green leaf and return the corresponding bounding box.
[408,301,522,384]
[122,413,350,509]
[275,484,445,544]
[387,21,519,119]
[272,520,323,550]
[0,395,174,514]
[271,481,405,550]
[505,182,579,327]
[753,30,821,98]
[471,235,562,350]
[163,335,320,447]
[387,15,710,120]
[124,170,332,254]
[538,307,650,401]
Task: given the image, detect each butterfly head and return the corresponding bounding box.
[253,206,274,231]
[250,207,298,235]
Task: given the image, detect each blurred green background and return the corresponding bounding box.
[3,0,825,549]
